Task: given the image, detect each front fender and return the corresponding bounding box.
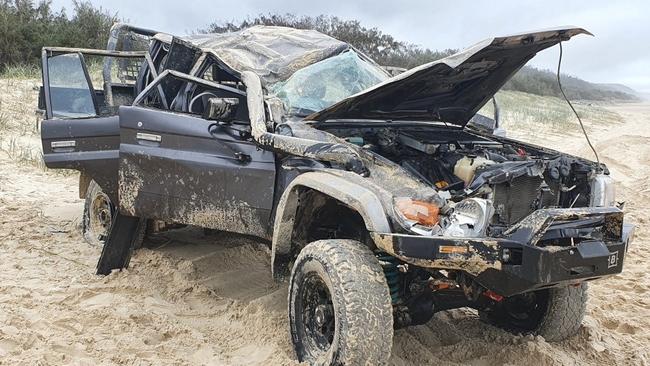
[270,170,392,277]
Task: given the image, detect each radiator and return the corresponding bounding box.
[492,175,544,225]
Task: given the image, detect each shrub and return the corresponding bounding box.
[0,0,117,73]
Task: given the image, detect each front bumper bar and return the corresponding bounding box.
[372,207,632,297]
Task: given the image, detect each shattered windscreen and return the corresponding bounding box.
[268,51,388,116]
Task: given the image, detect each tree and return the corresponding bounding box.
[0,0,117,71]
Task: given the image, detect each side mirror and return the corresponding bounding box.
[203,97,239,122]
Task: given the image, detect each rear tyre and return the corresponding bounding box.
[288,239,393,365]
[82,180,146,248]
[480,283,588,341]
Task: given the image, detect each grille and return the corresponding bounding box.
[492,175,544,225]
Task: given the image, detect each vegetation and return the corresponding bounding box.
[503,67,639,102]
[0,63,40,79]
[0,77,47,169]
[480,90,623,132]
[0,0,117,75]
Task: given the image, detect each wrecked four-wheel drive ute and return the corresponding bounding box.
[38,24,634,365]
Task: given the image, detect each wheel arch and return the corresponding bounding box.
[271,171,392,279]
[78,171,118,203]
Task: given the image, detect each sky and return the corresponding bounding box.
[51,0,650,93]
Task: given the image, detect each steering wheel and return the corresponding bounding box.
[188,91,219,114]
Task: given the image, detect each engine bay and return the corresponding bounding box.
[321,124,602,235]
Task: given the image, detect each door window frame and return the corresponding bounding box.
[42,47,147,120]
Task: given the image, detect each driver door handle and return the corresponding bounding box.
[136,132,162,143]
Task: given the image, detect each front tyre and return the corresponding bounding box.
[480,283,588,341]
[82,180,146,248]
[289,240,393,365]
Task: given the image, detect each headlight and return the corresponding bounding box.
[589,174,616,207]
[442,198,494,237]
[394,197,440,234]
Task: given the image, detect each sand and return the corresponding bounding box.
[0,79,648,365]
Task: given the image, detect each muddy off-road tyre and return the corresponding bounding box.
[480,283,588,341]
[82,180,146,248]
[289,240,393,365]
